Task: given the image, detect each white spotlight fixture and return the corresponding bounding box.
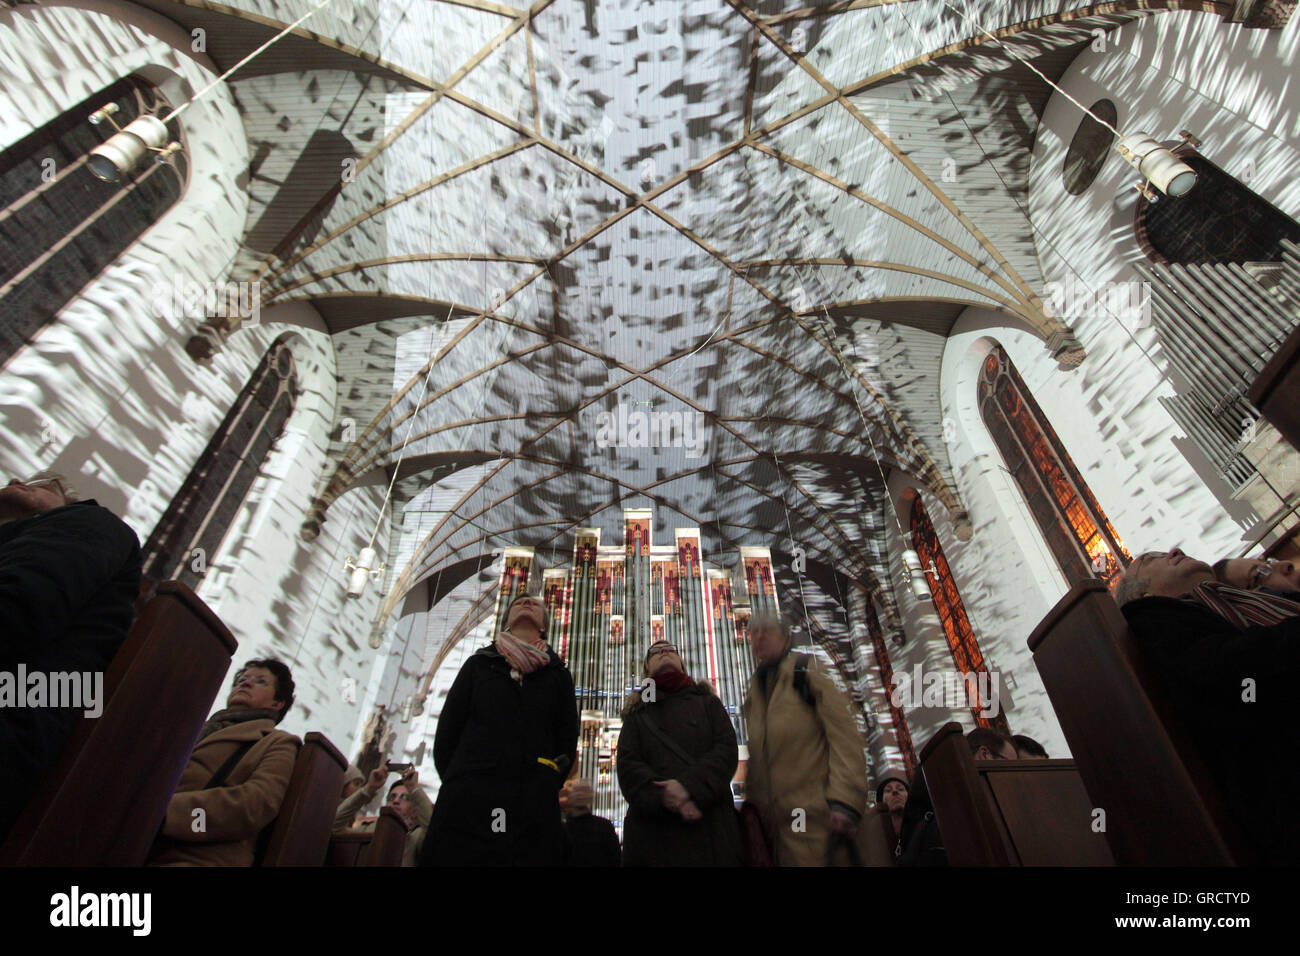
[85,0,336,182]
[344,546,385,599]
[933,2,1199,201]
[901,549,933,602]
[1115,133,1198,199]
[87,114,175,183]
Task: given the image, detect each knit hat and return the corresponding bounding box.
[875,775,909,805]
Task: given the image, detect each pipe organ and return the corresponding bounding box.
[488,511,778,835]
[1138,240,1300,492]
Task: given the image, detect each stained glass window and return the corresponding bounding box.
[863,600,917,775]
[141,338,298,590]
[0,75,186,365]
[978,346,1131,587]
[910,496,1010,734]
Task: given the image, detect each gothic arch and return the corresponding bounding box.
[140,333,300,590]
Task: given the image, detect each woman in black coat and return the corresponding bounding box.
[420,594,579,866]
[616,642,743,866]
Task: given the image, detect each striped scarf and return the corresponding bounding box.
[1188,580,1300,629]
[495,630,549,681]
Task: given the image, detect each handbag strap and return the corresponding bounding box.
[637,709,696,767]
[203,740,257,790]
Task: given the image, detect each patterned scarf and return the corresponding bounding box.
[495,630,550,681]
[1187,580,1300,629]
[198,707,280,741]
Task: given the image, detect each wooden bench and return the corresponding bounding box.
[326,807,410,867]
[919,723,1113,866]
[1028,580,1250,865]
[0,581,237,866]
[257,732,346,867]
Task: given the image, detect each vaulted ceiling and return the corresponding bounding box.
[156,0,1224,623]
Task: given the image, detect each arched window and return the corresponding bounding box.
[909,496,1009,734]
[863,599,917,775]
[0,75,187,366]
[978,346,1130,586]
[141,338,298,590]
[1062,99,1117,196]
[1136,150,1300,265]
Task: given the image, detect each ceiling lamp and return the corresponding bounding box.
[1115,134,1198,199]
[86,0,334,182]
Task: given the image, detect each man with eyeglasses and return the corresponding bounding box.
[0,472,142,841]
[1114,547,1300,864]
[334,760,431,866]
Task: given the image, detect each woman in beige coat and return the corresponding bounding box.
[742,616,869,866]
[149,659,300,866]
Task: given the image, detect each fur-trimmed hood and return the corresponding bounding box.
[621,677,714,718]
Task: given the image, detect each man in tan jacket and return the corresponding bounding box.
[149,659,300,866]
[742,615,869,866]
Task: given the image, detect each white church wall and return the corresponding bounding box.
[884,470,1070,759]
[0,6,396,753]
[0,4,250,522]
[1023,10,1300,559]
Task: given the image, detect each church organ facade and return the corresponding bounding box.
[489,511,775,826]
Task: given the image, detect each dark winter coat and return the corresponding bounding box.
[0,500,141,839]
[563,811,621,867]
[1123,595,1300,865]
[616,679,743,866]
[896,767,946,867]
[421,642,579,866]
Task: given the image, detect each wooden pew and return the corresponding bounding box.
[0,582,236,866]
[257,732,346,867]
[919,722,1113,866]
[1028,580,1250,865]
[366,806,411,866]
[326,807,410,867]
[327,830,371,866]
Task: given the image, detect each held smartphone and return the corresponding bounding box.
[387,762,414,773]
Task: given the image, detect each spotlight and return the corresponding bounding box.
[88,103,120,126]
[344,546,385,599]
[87,115,169,183]
[1115,133,1197,198]
[901,549,933,602]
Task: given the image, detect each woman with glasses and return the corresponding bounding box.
[616,641,743,866]
[149,659,300,866]
[420,593,578,866]
[1212,556,1300,599]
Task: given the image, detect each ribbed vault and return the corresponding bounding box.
[175,0,1237,646]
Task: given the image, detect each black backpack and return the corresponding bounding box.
[792,653,816,709]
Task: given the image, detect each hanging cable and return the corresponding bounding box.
[809,302,936,600]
